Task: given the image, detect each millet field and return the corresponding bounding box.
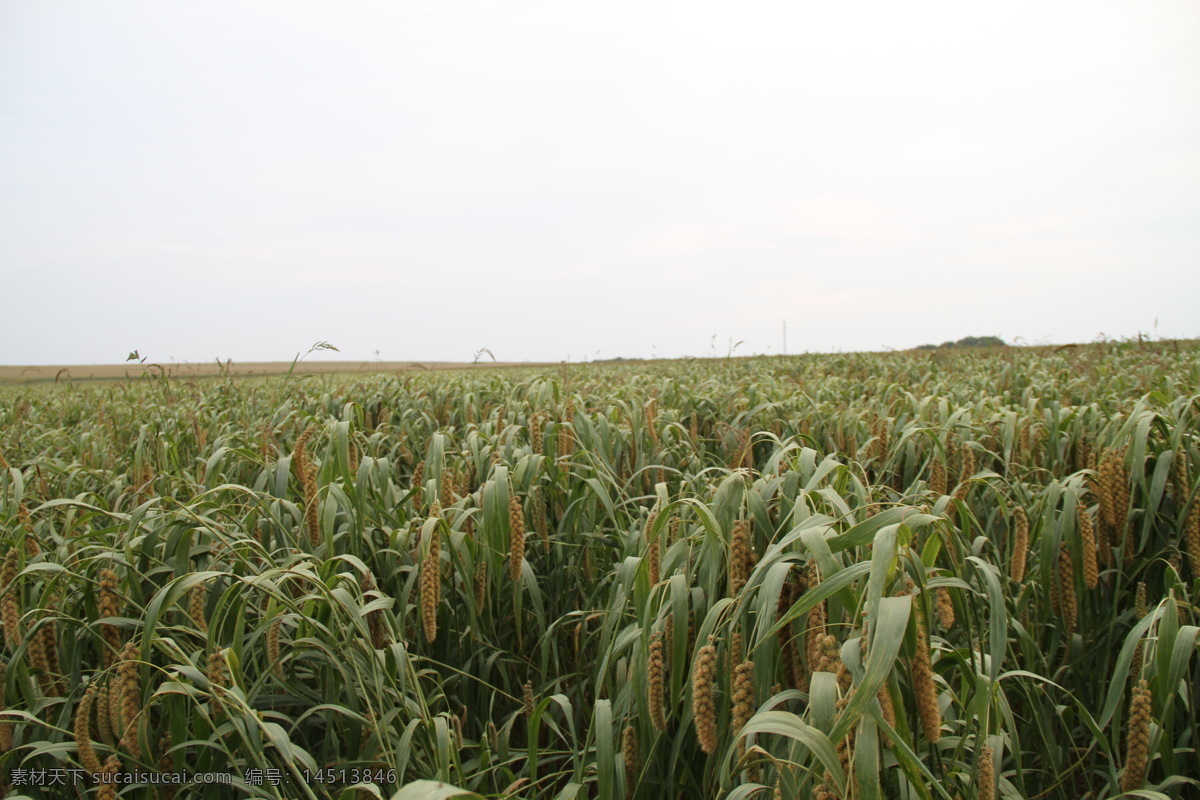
[1,342,1198,799]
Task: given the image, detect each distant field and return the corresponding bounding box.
[0,360,537,383]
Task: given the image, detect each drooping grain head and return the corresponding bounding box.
[777,571,806,692]
[1175,450,1191,502]
[412,460,425,502]
[74,682,102,775]
[923,581,948,627]
[648,631,666,732]
[1077,506,1099,589]
[292,424,315,483]
[27,615,49,686]
[731,660,755,734]
[207,650,228,711]
[361,574,386,650]
[157,731,174,783]
[805,602,827,675]
[929,457,947,496]
[260,422,274,463]
[691,638,718,754]
[1010,507,1029,584]
[877,684,896,747]
[1,550,20,650]
[911,607,941,744]
[1121,680,1152,792]
[303,461,320,548]
[107,674,122,749]
[1058,545,1077,636]
[420,526,441,643]
[268,616,284,678]
[1099,447,1130,534]
[645,397,659,450]
[508,494,526,583]
[533,488,550,554]
[724,633,744,676]
[118,640,141,760]
[95,681,115,747]
[978,745,995,800]
[32,612,62,697]
[953,443,975,501]
[555,400,576,461]
[732,659,756,775]
[1075,435,1092,474]
[1184,498,1200,580]
[729,519,752,597]
[189,583,208,634]
[440,470,456,510]
[523,681,535,723]
[530,412,543,455]
[622,723,639,799]
[97,753,121,800]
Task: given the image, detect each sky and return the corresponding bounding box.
[2,1,1198,365]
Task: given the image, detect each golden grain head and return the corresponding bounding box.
[691,639,718,754]
[1058,545,1078,635]
[622,723,639,798]
[729,519,752,597]
[1078,506,1100,589]
[420,529,441,643]
[731,660,755,734]
[74,682,102,775]
[1184,499,1200,580]
[978,745,995,800]
[1121,679,1152,792]
[2,550,22,650]
[935,586,955,629]
[929,457,947,496]
[508,494,526,582]
[912,610,941,744]
[1010,506,1030,584]
[648,631,666,732]
[268,616,284,678]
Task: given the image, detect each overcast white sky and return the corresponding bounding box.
[2,2,1197,364]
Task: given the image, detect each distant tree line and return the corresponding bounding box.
[915,335,1007,350]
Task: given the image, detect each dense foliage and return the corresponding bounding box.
[1,342,1198,799]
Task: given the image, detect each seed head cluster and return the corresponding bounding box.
[911,606,941,744]
[1121,680,1152,792]
[929,456,947,496]
[420,523,441,643]
[648,631,666,732]
[1078,506,1099,589]
[1010,506,1029,584]
[98,568,122,666]
[509,494,526,582]
[1058,545,1078,635]
[691,637,718,754]
[729,519,752,596]
[293,425,321,547]
[1,550,20,650]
